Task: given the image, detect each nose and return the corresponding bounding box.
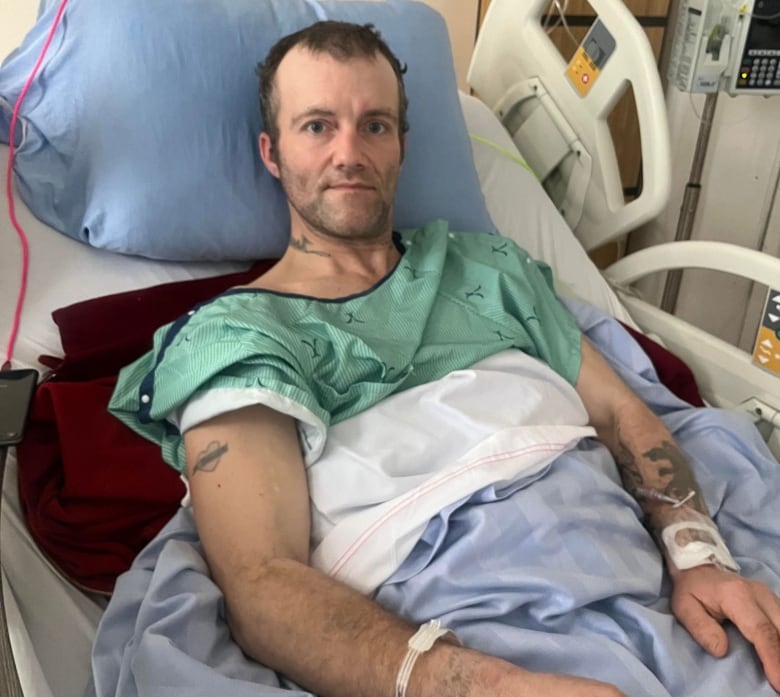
[331,127,365,170]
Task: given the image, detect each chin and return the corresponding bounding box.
[322,212,390,241]
[328,225,387,242]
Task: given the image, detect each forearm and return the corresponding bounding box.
[226,557,627,697]
[602,397,741,576]
[604,400,710,542]
[575,339,734,574]
[225,556,468,697]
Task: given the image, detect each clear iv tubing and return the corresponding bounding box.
[635,487,697,508]
[3,0,69,370]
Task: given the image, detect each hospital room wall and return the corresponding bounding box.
[1,0,36,58]
[423,0,481,91]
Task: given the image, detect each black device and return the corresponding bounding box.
[733,0,780,93]
[0,369,38,447]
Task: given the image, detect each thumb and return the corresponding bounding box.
[672,594,729,657]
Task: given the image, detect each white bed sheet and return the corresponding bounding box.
[0,92,637,697]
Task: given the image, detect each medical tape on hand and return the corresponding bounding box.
[661,521,740,573]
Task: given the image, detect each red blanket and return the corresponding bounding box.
[15,265,703,594]
[16,261,274,593]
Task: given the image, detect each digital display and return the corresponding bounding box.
[746,0,780,53]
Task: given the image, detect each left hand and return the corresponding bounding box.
[671,564,780,692]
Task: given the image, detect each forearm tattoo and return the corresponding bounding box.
[193,440,228,475]
[615,438,708,519]
[615,442,643,496]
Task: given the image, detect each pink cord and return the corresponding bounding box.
[3,0,69,370]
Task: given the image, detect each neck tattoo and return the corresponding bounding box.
[290,235,331,257]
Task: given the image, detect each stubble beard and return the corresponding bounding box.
[276,159,397,244]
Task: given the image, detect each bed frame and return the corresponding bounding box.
[469,0,780,458]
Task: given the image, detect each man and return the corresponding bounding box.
[109,21,780,697]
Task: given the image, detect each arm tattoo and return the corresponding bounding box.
[642,440,707,514]
[615,437,708,523]
[193,440,228,475]
[614,442,643,498]
[289,235,331,257]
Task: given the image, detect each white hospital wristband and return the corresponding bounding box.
[661,521,740,573]
[395,620,458,697]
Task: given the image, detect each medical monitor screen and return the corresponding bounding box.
[733,0,780,92]
[745,1,780,53]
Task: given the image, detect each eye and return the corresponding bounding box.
[305,120,327,135]
[366,121,388,135]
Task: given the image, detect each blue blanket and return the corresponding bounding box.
[85,300,780,697]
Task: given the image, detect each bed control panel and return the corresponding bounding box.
[566,19,616,97]
[753,288,780,376]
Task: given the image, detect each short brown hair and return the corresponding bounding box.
[256,21,409,146]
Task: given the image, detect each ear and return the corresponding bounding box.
[259,132,280,179]
[399,132,407,165]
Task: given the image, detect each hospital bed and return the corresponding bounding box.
[0,1,779,696]
[470,0,780,451]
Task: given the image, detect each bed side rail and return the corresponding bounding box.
[468,0,670,251]
[0,447,24,697]
[605,241,780,458]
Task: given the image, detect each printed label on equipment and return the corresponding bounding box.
[566,18,615,97]
[752,288,780,376]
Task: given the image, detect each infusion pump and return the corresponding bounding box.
[668,0,780,95]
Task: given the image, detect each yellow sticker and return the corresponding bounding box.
[753,289,780,376]
[567,46,601,96]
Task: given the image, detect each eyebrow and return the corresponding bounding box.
[290,108,334,127]
[290,107,399,127]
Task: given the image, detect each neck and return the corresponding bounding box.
[281,220,401,285]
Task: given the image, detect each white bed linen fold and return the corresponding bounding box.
[308,350,595,593]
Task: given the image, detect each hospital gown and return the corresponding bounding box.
[109,220,582,472]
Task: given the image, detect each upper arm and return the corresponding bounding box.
[182,403,311,599]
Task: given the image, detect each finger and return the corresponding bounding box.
[719,584,780,691]
[750,587,780,692]
[672,594,729,657]
[758,587,780,631]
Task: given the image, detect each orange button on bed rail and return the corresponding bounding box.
[753,289,780,376]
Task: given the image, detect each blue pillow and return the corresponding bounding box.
[0,0,495,261]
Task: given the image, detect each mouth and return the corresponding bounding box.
[326,182,375,191]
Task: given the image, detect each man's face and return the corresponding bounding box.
[260,47,404,243]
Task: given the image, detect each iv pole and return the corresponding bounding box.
[660,90,720,314]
